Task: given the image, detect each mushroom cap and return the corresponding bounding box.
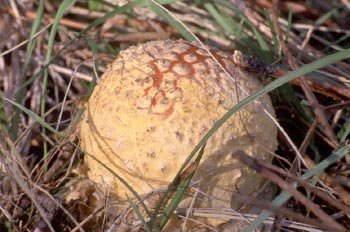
[80,39,277,218]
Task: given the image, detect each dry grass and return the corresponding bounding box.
[0,0,350,231]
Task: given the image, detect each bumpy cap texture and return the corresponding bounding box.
[80,39,277,215]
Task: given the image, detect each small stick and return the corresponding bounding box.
[271,0,339,145]
[232,150,345,232]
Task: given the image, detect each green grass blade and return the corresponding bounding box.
[338,118,350,143]
[314,8,336,26]
[147,1,196,41]
[82,0,149,34]
[155,144,206,231]
[148,49,350,228]
[15,0,148,103]
[150,49,350,228]
[81,148,152,219]
[41,0,75,168]
[186,48,350,173]
[86,37,99,96]
[126,195,151,232]
[264,9,279,55]
[204,2,235,34]
[12,0,45,140]
[0,97,9,135]
[245,145,350,232]
[42,0,74,114]
[285,9,293,42]
[216,0,273,60]
[2,97,61,137]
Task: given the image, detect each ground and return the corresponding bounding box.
[0,1,349,231]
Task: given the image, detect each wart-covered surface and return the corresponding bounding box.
[80,39,277,227]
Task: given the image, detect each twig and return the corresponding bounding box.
[232,150,345,232]
[271,0,339,145]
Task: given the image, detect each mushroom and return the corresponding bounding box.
[80,39,277,227]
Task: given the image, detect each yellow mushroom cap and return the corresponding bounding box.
[80,39,277,219]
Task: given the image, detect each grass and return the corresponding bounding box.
[0,0,350,231]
